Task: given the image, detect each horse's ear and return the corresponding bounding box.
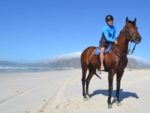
[126,17,129,23]
[134,18,137,24]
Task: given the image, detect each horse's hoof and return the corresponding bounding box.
[83,97,88,101]
[116,101,122,106]
[86,95,91,99]
[108,104,112,109]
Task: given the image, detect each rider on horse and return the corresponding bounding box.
[99,15,118,71]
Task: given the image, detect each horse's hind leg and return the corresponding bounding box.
[81,66,87,99]
[86,68,95,98]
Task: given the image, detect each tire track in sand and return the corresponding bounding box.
[0,78,51,105]
[38,80,67,113]
[0,85,38,105]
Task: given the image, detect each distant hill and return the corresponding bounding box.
[40,54,150,69]
[0,52,150,71]
[127,56,150,69]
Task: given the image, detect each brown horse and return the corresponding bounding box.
[81,17,142,108]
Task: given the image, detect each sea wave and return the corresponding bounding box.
[0,66,49,72]
[0,66,75,73]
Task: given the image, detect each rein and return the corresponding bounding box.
[128,42,137,55]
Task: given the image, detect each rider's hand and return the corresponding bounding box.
[115,40,118,45]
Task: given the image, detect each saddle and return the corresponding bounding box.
[94,43,112,55]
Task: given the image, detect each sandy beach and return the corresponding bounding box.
[0,69,150,113]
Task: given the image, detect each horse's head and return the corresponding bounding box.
[124,17,142,44]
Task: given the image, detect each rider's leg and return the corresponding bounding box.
[100,47,105,70]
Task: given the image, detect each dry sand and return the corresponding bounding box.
[0,69,150,113]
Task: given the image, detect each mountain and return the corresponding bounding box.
[127,56,150,69]
[41,52,150,69]
[36,52,81,70]
[0,52,150,72]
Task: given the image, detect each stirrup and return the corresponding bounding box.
[101,66,104,71]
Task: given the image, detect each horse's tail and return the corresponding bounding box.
[81,47,89,83]
[81,46,101,81]
[81,46,97,83]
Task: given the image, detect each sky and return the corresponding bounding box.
[0,0,150,62]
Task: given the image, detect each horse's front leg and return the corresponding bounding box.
[107,70,115,108]
[116,71,124,105]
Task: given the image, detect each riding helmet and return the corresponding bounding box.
[105,15,114,22]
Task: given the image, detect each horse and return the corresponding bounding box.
[81,17,142,108]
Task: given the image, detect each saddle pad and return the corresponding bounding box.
[94,43,112,55]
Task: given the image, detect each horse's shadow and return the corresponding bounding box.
[90,89,139,102]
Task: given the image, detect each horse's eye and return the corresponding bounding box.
[127,27,130,30]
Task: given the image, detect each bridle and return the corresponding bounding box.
[124,27,138,55]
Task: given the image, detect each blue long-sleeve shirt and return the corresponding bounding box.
[102,25,116,43]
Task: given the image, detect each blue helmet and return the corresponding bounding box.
[105,15,114,22]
